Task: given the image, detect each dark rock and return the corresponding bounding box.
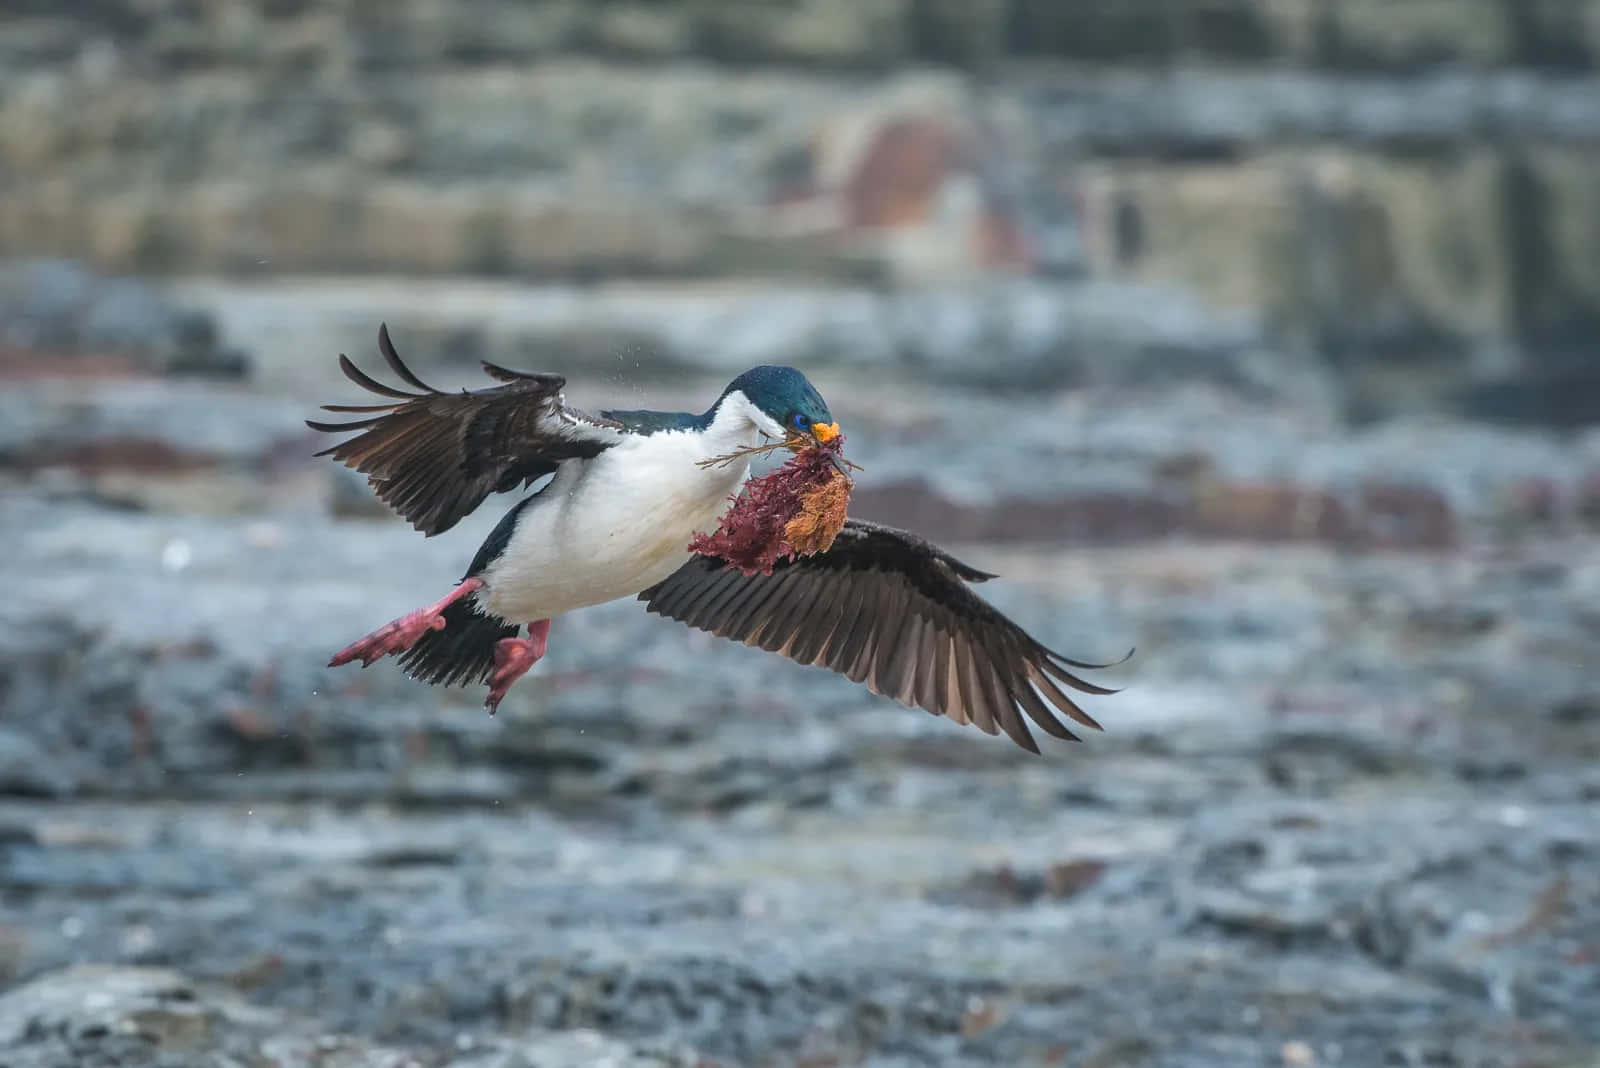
[0,260,250,377]
[0,377,311,481]
[1358,483,1456,549]
[0,727,75,798]
[1552,694,1600,723]
[1405,603,1499,640]
[937,858,1109,907]
[1261,730,1409,793]
[1459,362,1600,429]
[0,965,699,1068]
[1577,471,1600,528]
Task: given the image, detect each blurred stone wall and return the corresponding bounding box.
[2,0,1599,371]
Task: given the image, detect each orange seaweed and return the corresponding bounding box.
[689,438,854,575]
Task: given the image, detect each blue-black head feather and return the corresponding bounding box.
[600,365,833,437]
[720,365,833,432]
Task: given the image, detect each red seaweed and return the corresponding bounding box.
[689,438,854,575]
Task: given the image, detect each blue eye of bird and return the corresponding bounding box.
[791,413,810,430]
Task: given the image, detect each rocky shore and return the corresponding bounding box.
[1,275,1597,1065]
[2,4,1598,1062]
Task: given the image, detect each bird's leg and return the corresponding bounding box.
[485,619,550,714]
[328,577,486,668]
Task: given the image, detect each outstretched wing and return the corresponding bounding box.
[639,519,1124,754]
[308,323,626,535]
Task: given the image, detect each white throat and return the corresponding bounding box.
[699,389,785,459]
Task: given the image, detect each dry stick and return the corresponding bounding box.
[695,440,792,470]
[696,440,864,474]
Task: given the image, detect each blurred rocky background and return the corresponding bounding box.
[1,2,1599,1066]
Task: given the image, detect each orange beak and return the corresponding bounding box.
[811,422,840,444]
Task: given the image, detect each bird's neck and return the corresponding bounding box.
[696,392,772,460]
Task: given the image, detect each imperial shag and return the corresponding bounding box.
[309,325,1119,753]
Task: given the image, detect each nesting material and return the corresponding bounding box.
[689,439,855,575]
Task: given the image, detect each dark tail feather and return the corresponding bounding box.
[396,595,518,687]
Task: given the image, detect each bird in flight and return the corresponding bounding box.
[309,325,1120,753]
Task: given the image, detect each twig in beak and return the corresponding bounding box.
[696,436,864,473]
[695,440,792,469]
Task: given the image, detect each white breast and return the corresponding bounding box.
[477,395,776,623]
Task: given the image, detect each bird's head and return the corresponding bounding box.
[718,365,839,449]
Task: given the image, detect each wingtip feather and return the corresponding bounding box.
[377,322,440,393]
[337,351,422,400]
[1040,643,1136,672]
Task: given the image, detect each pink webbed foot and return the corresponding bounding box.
[329,577,486,669]
[485,619,551,714]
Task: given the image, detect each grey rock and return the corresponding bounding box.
[0,727,75,798]
[0,965,700,1068]
[0,260,250,377]
[4,53,1600,384]
[0,279,1596,1064]
[0,967,283,1068]
[174,275,1299,400]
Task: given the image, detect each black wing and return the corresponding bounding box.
[307,323,626,535]
[639,519,1122,754]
